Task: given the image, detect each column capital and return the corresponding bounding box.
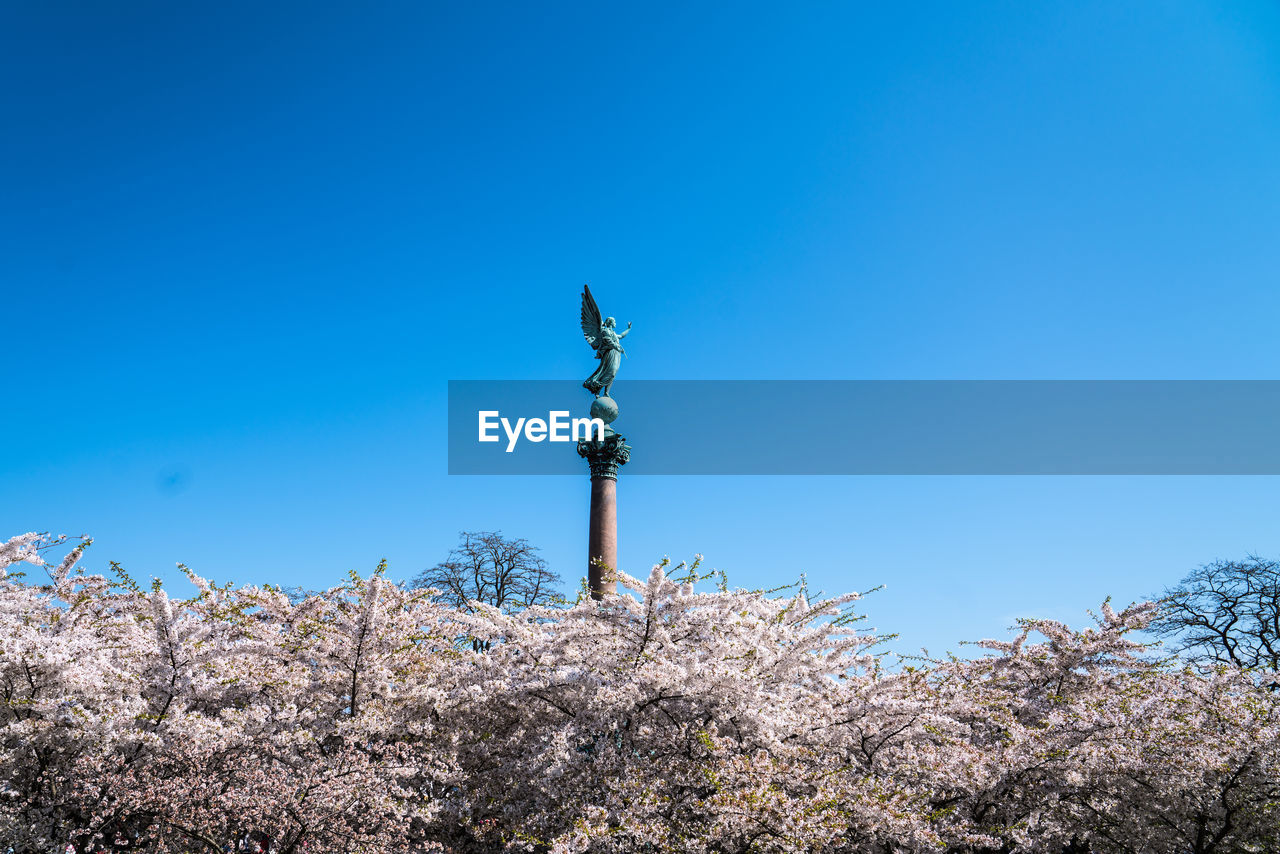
[577,433,631,480]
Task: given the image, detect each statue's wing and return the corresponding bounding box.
[580,284,603,349]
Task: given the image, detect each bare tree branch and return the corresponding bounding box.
[410,531,563,613]
[1151,556,1280,672]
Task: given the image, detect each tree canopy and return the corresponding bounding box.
[1151,555,1280,671]
[410,530,563,613]
[1,532,1277,854]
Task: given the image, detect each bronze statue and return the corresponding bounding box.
[580,284,632,399]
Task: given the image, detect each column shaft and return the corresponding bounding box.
[588,475,617,598]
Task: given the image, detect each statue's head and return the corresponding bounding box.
[604,317,616,328]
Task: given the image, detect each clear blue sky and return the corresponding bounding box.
[4,2,1280,655]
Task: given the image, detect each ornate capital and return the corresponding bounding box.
[577,433,631,480]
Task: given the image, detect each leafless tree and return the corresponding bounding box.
[411,531,563,613]
[1151,556,1280,671]
[281,585,321,605]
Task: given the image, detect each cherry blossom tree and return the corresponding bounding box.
[0,534,466,853]
[1,532,1277,854]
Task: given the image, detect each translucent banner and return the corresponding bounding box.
[447,380,1280,475]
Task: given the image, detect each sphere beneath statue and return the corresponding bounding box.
[590,396,619,424]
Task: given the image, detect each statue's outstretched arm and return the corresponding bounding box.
[617,322,632,339]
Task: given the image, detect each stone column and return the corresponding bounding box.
[577,433,630,599]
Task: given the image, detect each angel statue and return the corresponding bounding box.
[580,284,632,398]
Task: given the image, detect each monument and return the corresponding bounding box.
[576,285,632,599]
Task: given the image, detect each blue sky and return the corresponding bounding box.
[4,2,1280,655]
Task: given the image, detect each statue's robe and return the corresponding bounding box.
[584,328,623,394]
